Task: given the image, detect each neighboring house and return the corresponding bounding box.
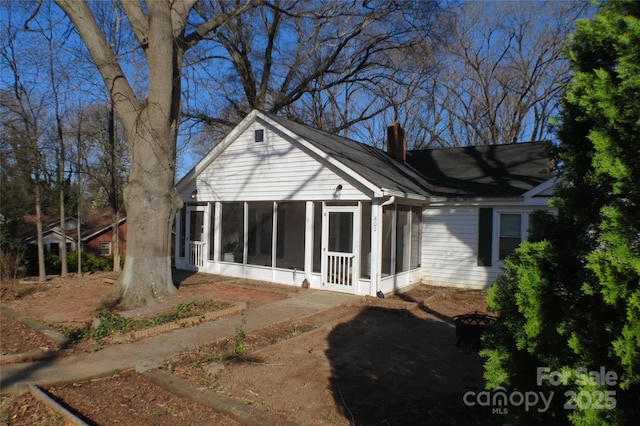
[175,110,558,295]
[20,213,127,257]
[81,212,127,257]
[21,216,79,255]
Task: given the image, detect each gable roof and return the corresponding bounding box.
[263,112,433,199]
[178,109,556,202]
[406,142,555,198]
[265,113,555,199]
[17,212,126,243]
[80,212,126,241]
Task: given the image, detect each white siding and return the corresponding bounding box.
[421,207,502,289]
[188,123,367,202]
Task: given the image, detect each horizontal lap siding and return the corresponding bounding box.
[194,124,366,202]
[421,208,501,289]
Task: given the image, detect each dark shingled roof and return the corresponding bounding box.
[264,113,432,197]
[263,112,555,199]
[17,212,126,242]
[406,142,555,197]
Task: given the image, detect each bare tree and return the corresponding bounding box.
[39,4,74,276]
[0,10,51,281]
[76,102,128,271]
[54,0,259,307]
[408,1,590,148]
[182,0,445,147]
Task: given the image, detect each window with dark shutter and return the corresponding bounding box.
[477,208,493,266]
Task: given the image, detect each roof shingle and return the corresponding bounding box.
[265,112,554,199]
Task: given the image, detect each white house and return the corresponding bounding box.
[175,110,557,295]
[22,217,79,255]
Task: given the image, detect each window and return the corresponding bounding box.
[477,209,535,266]
[254,129,264,142]
[380,204,421,276]
[248,202,273,266]
[275,202,305,270]
[360,203,372,279]
[179,205,186,257]
[499,214,522,260]
[395,205,410,273]
[410,206,421,269]
[221,203,244,263]
[209,203,216,260]
[381,205,394,276]
[100,241,112,256]
[313,202,322,273]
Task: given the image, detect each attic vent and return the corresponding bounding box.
[254,129,264,142]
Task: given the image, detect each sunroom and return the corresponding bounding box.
[176,200,423,295]
[174,110,430,295]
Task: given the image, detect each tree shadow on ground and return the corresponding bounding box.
[326,306,499,425]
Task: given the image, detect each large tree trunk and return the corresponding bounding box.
[110,123,181,308]
[55,0,235,308]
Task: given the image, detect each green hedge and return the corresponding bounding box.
[48,251,123,274]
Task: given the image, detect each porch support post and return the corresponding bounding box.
[242,202,248,266]
[370,200,383,296]
[304,201,314,282]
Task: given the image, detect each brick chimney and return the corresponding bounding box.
[386,122,406,161]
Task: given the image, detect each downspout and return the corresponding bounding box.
[376,196,395,295]
[381,196,395,207]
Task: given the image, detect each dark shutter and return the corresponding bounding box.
[477,208,493,266]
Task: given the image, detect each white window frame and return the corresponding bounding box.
[492,210,530,265]
[99,241,112,256]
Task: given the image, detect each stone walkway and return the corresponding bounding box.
[0,286,357,394]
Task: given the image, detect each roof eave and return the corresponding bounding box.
[380,189,430,202]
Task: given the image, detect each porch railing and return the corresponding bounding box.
[188,241,205,268]
[326,252,354,287]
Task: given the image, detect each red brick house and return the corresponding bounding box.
[20,212,127,257]
[81,212,127,257]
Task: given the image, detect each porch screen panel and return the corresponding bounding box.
[395,205,410,273]
[410,206,421,269]
[248,202,273,266]
[179,205,186,257]
[189,210,204,241]
[329,212,353,253]
[381,205,394,276]
[209,203,215,260]
[221,203,244,263]
[360,202,372,279]
[276,202,305,270]
[313,202,322,273]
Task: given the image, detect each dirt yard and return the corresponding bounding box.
[1,273,496,425]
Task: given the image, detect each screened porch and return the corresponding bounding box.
[175,201,423,296]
